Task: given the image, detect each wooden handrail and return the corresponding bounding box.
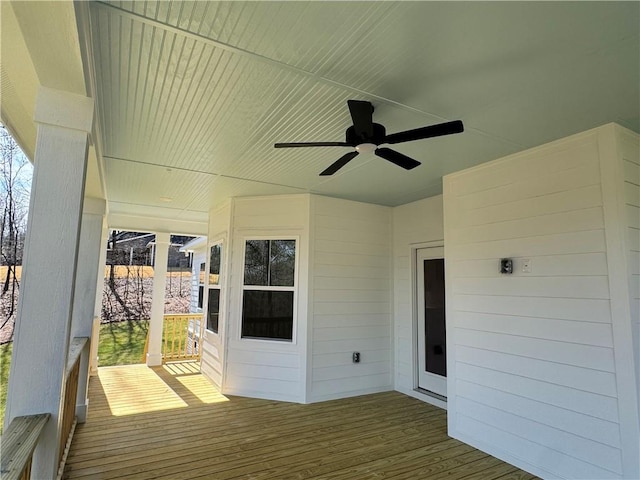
[0,413,50,480]
[66,337,88,375]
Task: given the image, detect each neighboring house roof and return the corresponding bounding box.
[179,236,207,253]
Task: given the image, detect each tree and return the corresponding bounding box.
[0,125,32,343]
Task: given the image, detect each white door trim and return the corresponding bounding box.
[415,245,447,399]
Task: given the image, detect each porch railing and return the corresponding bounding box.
[0,337,85,480]
[142,313,204,363]
[58,337,87,473]
[162,314,204,362]
[58,337,89,462]
[0,413,50,480]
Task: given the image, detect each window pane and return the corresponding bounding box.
[198,285,204,309]
[207,289,220,333]
[424,259,446,377]
[242,290,293,341]
[209,244,221,285]
[270,240,295,287]
[199,262,206,284]
[244,240,269,285]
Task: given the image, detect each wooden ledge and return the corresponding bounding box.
[0,413,50,480]
[66,337,88,374]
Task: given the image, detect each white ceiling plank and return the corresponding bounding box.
[77,0,639,224]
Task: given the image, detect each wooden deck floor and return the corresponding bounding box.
[64,363,537,480]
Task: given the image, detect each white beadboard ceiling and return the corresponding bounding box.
[85,1,639,226]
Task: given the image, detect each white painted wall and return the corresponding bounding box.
[223,195,309,403]
[392,195,444,406]
[308,196,393,402]
[443,125,639,479]
[201,202,232,389]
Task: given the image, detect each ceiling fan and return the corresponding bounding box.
[274,100,464,176]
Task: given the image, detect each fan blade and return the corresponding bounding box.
[384,120,464,145]
[275,142,351,148]
[347,100,374,139]
[320,151,359,176]
[375,147,421,170]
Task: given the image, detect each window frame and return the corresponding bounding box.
[239,236,299,344]
[197,261,206,311]
[205,240,224,335]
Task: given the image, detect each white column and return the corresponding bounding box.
[147,232,170,366]
[70,197,106,423]
[4,87,93,479]
[89,224,109,376]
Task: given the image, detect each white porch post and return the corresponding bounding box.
[70,197,106,423]
[4,87,93,479]
[147,232,170,366]
[89,224,109,376]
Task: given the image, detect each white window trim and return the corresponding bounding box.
[197,260,206,313]
[239,236,299,345]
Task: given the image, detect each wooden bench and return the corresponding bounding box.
[0,413,50,480]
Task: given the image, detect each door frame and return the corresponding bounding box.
[411,241,447,409]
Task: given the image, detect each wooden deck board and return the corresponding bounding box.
[64,363,537,480]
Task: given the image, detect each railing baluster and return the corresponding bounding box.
[160,314,203,363]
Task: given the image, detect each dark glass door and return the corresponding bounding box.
[424,259,446,377]
[416,247,446,397]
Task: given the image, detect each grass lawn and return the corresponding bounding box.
[0,342,11,431]
[0,320,153,428]
[98,320,149,367]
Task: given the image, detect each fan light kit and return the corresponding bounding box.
[355,143,377,154]
[275,100,464,176]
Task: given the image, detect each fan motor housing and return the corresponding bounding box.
[346,123,386,146]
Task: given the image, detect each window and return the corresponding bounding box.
[241,239,296,341]
[197,262,206,310]
[207,244,222,333]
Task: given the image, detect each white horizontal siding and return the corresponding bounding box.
[453,294,612,323]
[448,140,598,197]
[455,329,615,372]
[446,228,607,260]
[456,380,621,448]
[444,130,626,479]
[313,348,390,368]
[223,195,309,403]
[620,132,640,414]
[449,206,605,245]
[456,415,618,480]
[232,196,308,229]
[391,195,444,397]
[458,397,622,474]
[455,363,619,423]
[456,345,617,397]
[462,184,603,227]
[455,156,601,212]
[455,312,613,347]
[450,252,609,278]
[310,195,392,402]
[200,341,222,387]
[452,276,610,299]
